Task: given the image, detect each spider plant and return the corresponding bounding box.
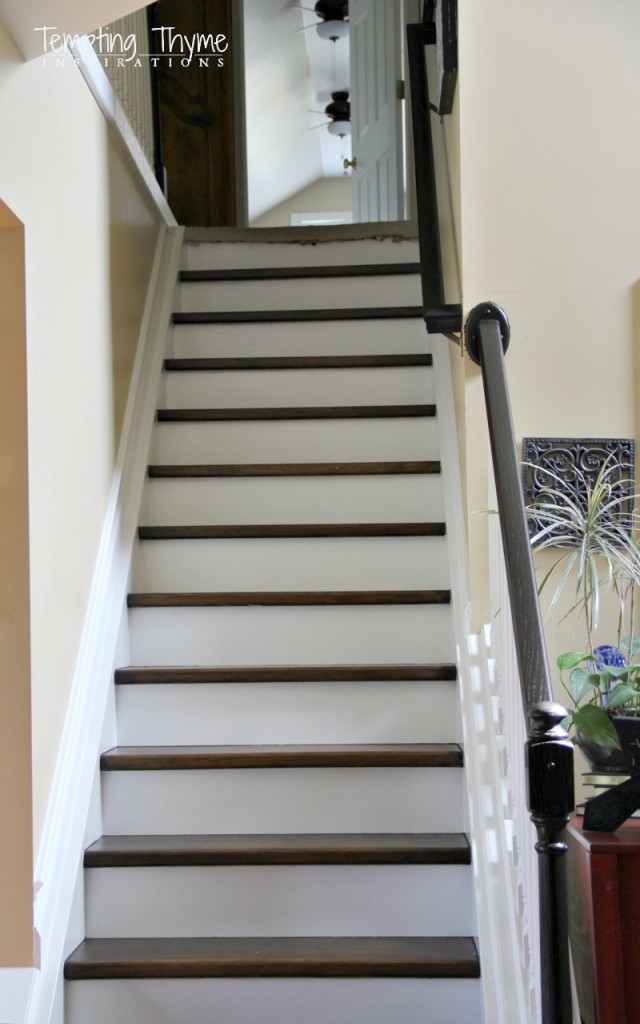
[526,457,640,748]
[527,458,640,651]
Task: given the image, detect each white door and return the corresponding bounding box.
[349,0,404,222]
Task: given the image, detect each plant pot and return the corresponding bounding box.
[577,712,640,774]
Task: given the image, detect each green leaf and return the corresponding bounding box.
[622,636,640,657]
[573,706,621,748]
[606,683,638,709]
[599,664,626,678]
[569,668,602,704]
[612,668,631,683]
[557,651,589,671]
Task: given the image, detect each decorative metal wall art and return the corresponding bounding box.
[522,437,636,544]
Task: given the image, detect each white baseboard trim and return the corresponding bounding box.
[431,339,530,1024]
[24,224,184,1024]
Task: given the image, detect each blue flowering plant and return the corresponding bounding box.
[526,458,640,749]
[556,640,640,748]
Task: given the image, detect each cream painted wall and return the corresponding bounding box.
[457,0,640,630]
[0,18,162,908]
[108,142,163,446]
[0,202,33,967]
[455,1,640,801]
[251,176,353,228]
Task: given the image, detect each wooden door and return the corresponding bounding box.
[349,0,404,222]
[155,0,235,226]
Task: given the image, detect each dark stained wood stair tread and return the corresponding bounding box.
[64,935,480,980]
[84,832,471,867]
[126,589,451,608]
[164,354,432,371]
[114,664,458,685]
[100,743,463,770]
[172,306,425,325]
[157,404,436,422]
[147,460,441,478]
[179,263,422,282]
[137,523,446,540]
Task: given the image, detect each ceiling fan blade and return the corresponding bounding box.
[308,122,330,131]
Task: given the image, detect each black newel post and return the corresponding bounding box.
[527,703,575,1024]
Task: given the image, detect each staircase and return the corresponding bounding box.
[64,235,483,1024]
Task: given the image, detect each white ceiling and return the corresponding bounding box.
[244,0,351,222]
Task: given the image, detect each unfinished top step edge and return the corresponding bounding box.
[183,224,418,245]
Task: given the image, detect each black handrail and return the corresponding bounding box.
[465,307,575,1024]
[406,19,576,1024]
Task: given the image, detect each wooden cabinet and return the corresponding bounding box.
[567,816,640,1024]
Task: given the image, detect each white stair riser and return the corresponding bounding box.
[67,977,482,1024]
[102,767,464,835]
[128,605,454,666]
[131,537,450,592]
[140,476,444,526]
[161,366,434,409]
[116,680,456,745]
[177,276,421,314]
[182,239,421,271]
[151,418,440,465]
[168,318,428,359]
[85,864,473,938]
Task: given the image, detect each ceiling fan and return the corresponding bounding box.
[295,1,349,40]
[308,90,351,136]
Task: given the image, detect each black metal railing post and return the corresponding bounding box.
[405,22,462,335]
[406,21,443,314]
[465,304,575,1024]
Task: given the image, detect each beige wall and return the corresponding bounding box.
[108,141,162,446]
[0,201,33,966]
[457,0,640,630]
[454,0,640,796]
[0,19,162,957]
[251,177,353,228]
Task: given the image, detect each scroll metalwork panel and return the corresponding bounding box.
[522,438,635,545]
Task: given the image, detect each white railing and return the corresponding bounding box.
[432,342,532,1023]
[487,477,541,1021]
[92,11,155,170]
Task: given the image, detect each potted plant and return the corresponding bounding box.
[526,457,640,770]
